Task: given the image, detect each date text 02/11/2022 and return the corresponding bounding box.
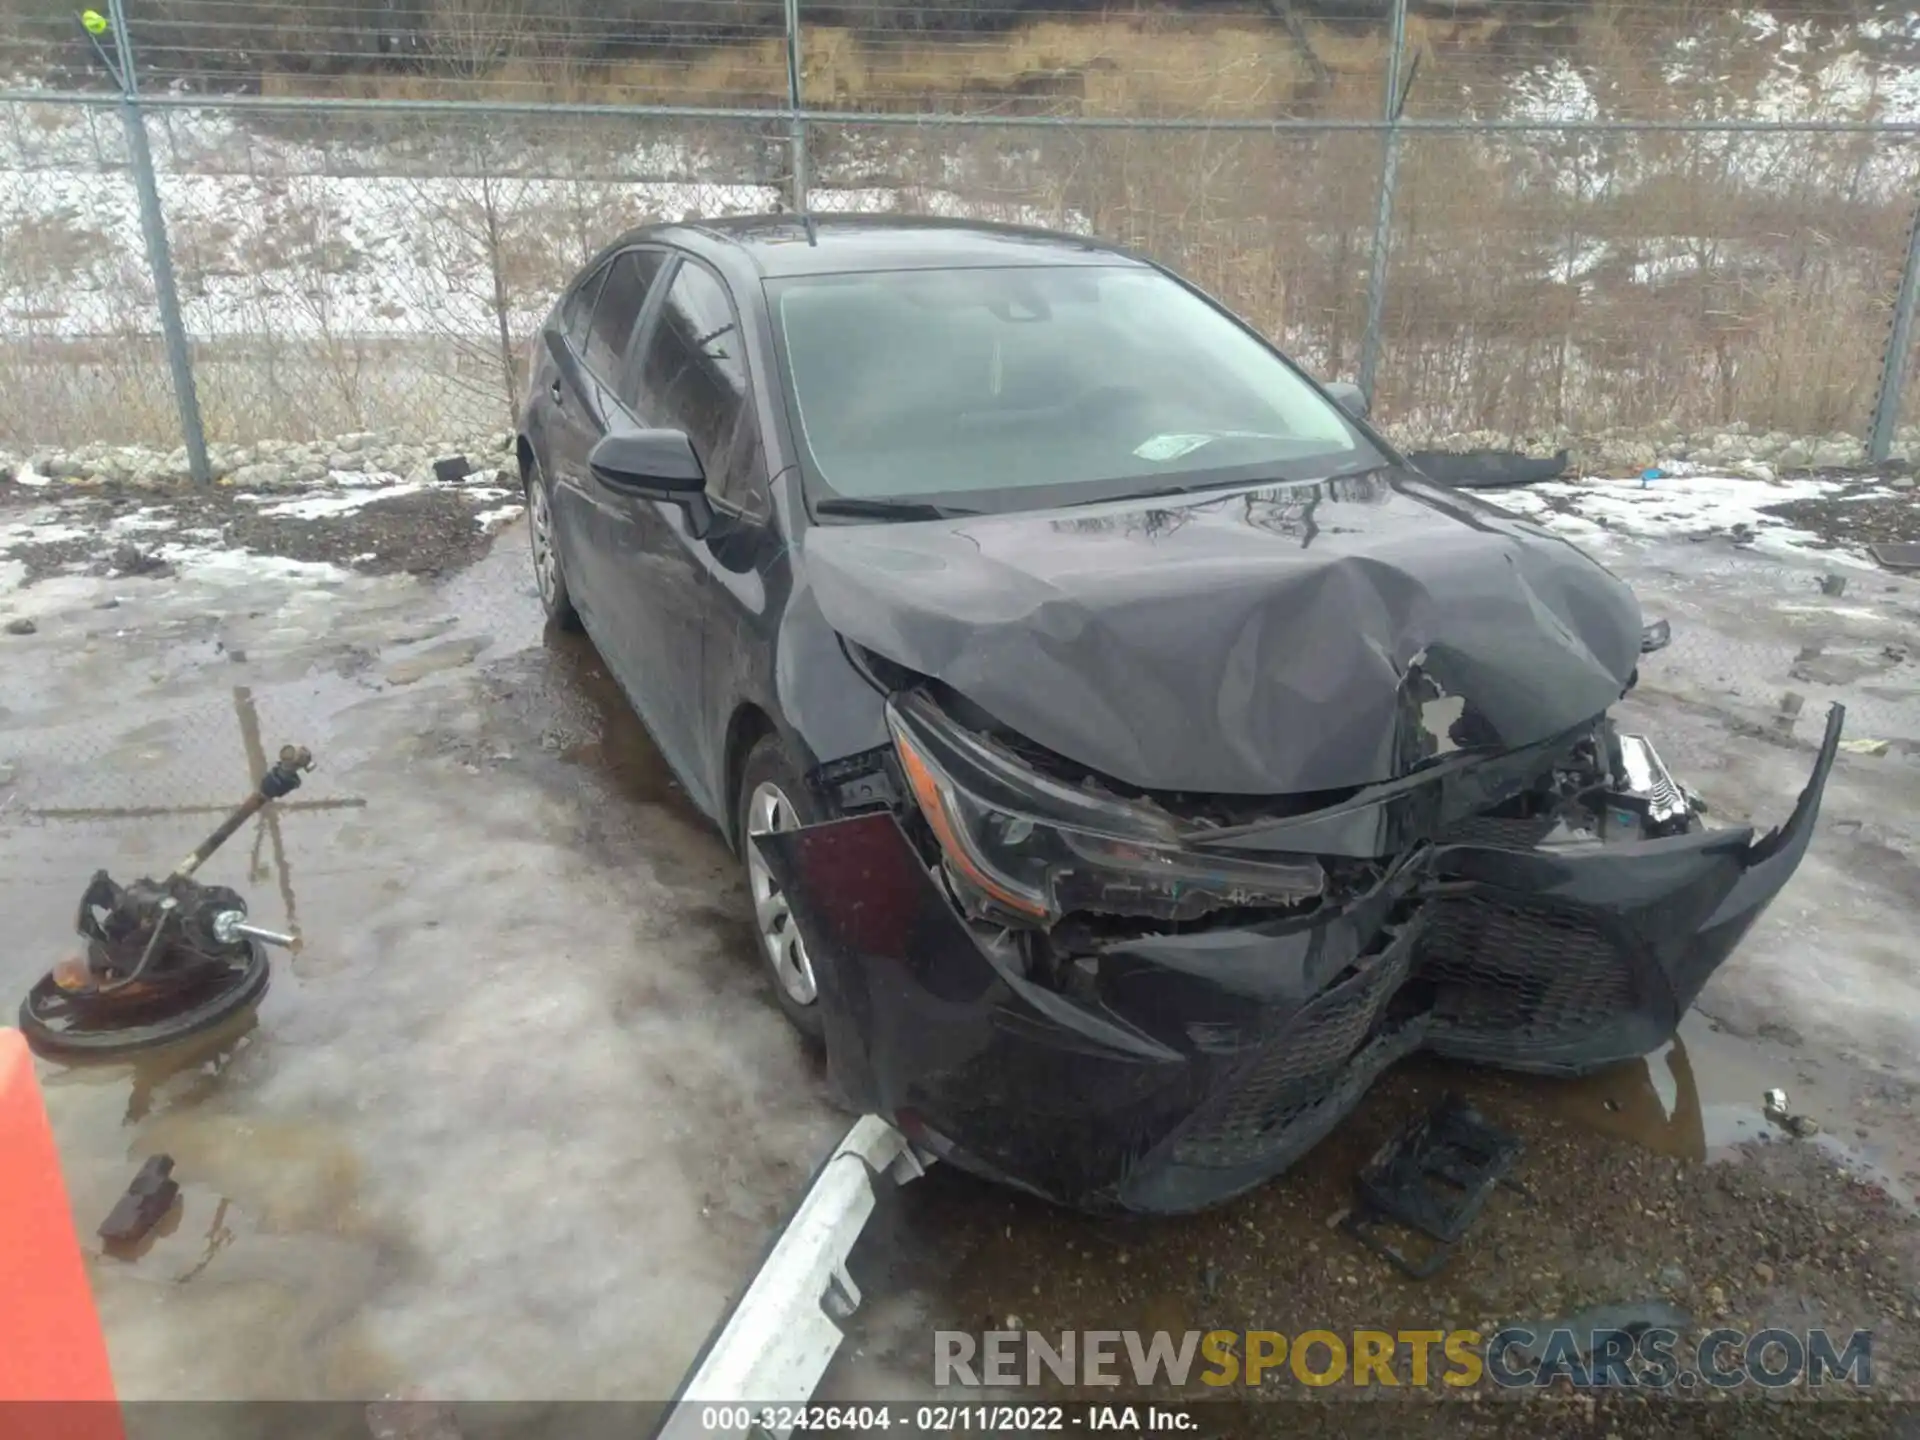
[690,1407,1195,1433]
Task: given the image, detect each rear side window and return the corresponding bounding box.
[582,250,665,381]
[633,261,757,508]
[562,262,608,352]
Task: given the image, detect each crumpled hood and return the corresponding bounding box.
[802,468,1644,794]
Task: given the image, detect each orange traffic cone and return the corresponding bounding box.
[0,1027,125,1439]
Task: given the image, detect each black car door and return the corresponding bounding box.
[597,255,761,818]
[545,248,666,627]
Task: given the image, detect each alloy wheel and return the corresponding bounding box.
[744,781,818,1006]
[528,474,559,607]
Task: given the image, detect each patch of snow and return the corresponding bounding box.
[1,573,105,617]
[247,483,424,518]
[1507,60,1600,125]
[1547,240,1610,285]
[1775,603,1889,621]
[106,509,178,533]
[0,514,91,546]
[1632,252,1701,286]
[0,103,1073,345]
[152,541,349,585]
[473,505,523,534]
[1499,472,1871,565]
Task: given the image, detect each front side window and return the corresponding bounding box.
[769,265,1375,512]
[633,261,756,507]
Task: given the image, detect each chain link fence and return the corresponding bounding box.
[0,0,1917,458]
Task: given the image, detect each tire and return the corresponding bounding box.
[736,733,827,1044]
[525,455,582,630]
[18,942,271,1062]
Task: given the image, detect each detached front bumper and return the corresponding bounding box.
[754,708,1843,1215]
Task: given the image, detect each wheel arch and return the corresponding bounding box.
[722,702,779,851]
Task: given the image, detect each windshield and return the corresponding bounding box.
[769,264,1377,513]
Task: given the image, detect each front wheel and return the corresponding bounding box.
[737,734,826,1044]
[525,456,581,630]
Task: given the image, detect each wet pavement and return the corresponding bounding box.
[0,528,840,1401]
[3,503,1919,1415]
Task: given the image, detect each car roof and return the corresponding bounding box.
[616,213,1152,279]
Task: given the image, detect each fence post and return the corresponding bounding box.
[783,0,808,211]
[1355,0,1409,405]
[1869,189,1920,465]
[106,0,210,484]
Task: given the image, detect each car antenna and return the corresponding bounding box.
[801,210,818,247]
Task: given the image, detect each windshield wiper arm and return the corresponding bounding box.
[815,496,976,520]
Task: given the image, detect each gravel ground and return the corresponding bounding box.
[846,1060,1919,1417]
[1762,481,1920,554]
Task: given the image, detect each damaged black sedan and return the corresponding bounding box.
[517,214,1841,1215]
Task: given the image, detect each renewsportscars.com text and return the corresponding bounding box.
[935,1327,1873,1391]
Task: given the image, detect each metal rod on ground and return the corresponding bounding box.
[783,0,808,212]
[1869,189,1920,465]
[106,0,210,487]
[658,1116,931,1440]
[1355,0,1410,406]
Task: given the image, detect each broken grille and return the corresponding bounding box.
[1171,933,1413,1169]
[1417,896,1635,1053]
[1435,813,1562,848]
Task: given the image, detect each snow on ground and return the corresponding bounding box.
[473,504,524,534]
[1493,471,1876,565]
[243,478,423,518]
[147,542,350,586]
[0,512,89,546]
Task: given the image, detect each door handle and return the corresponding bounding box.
[549,380,564,405]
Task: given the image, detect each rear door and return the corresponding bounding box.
[594,255,760,815]
[544,248,667,626]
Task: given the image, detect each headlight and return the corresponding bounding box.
[886,691,1323,927]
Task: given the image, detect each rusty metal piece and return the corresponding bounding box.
[170,743,314,880]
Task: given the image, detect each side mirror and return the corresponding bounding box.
[1324,380,1370,421]
[588,429,705,497]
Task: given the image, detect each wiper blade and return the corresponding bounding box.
[815,496,976,520]
[1062,457,1387,509]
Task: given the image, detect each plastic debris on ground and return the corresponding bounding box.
[1869,541,1920,571]
[98,1154,179,1248]
[1406,448,1570,490]
[1342,1095,1525,1279]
